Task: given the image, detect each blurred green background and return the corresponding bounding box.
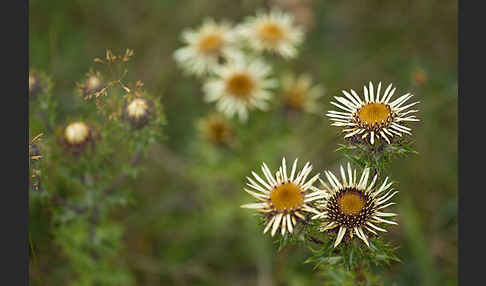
[29,0,457,285]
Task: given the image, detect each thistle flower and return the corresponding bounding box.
[174,19,239,76]
[327,82,420,145]
[279,73,324,113]
[29,72,45,97]
[197,113,234,147]
[60,121,96,154]
[314,163,398,247]
[241,158,326,237]
[123,97,153,129]
[77,70,105,99]
[203,55,277,121]
[237,9,304,58]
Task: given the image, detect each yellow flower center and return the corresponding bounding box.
[64,122,89,144]
[270,183,304,212]
[198,33,223,55]
[127,98,148,119]
[338,192,365,215]
[358,103,390,125]
[258,22,285,46]
[225,73,255,99]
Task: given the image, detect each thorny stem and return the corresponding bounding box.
[38,110,53,134]
[88,142,143,259]
[309,235,325,245]
[51,195,88,214]
[102,142,143,198]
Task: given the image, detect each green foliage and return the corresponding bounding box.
[336,140,418,176]
[29,49,165,285]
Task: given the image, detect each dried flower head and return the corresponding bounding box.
[198,113,234,147]
[60,121,96,154]
[29,133,43,191]
[241,158,326,237]
[203,54,277,121]
[29,72,44,97]
[327,82,420,145]
[280,73,324,113]
[77,70,105,99]
[174,19,239,76]
[123,97,153,129]
[29,133,43,161]
[237,9,304,58]
[314,163,398,247]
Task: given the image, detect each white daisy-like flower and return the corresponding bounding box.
[174,19,238,76]
[280,73,324,113]
[327,81,420,145]
[237,10,304,58]
[203,55,277,121]
[241,158,326,237]
[314,163,398,248]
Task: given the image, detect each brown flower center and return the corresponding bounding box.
[270,183,304,212]
[225,73,255,99]
[198,33,223,55]
[258,22,285,46]
[338,191,365,215]
[358,103,390,125]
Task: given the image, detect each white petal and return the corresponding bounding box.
[246,177,270,194]
[262,163,277,187]
[271,213,283,237]
[281,215,287,236]
[263,216,276,234]
[369,81,374,102]
[347,163,353,185]
[328,171,343,189]
[376,211,398,217]
[286,215,293,233]
[363,85,369,102]
[355,227,369,247]
[322,221,338,231]
[366,222,387,232]
[340,165,348,187]
[376,190,399,205]
[241,203,267,209]
[252,171,272,190]
[334,226,347,247]
[375,82,382,102]
[382,83,393,102]
[372,216,398,225]
[289,158,298,181]
[282,157,288,182]
[244,188,269,201]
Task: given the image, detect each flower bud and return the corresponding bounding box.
[123,97,153,129]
